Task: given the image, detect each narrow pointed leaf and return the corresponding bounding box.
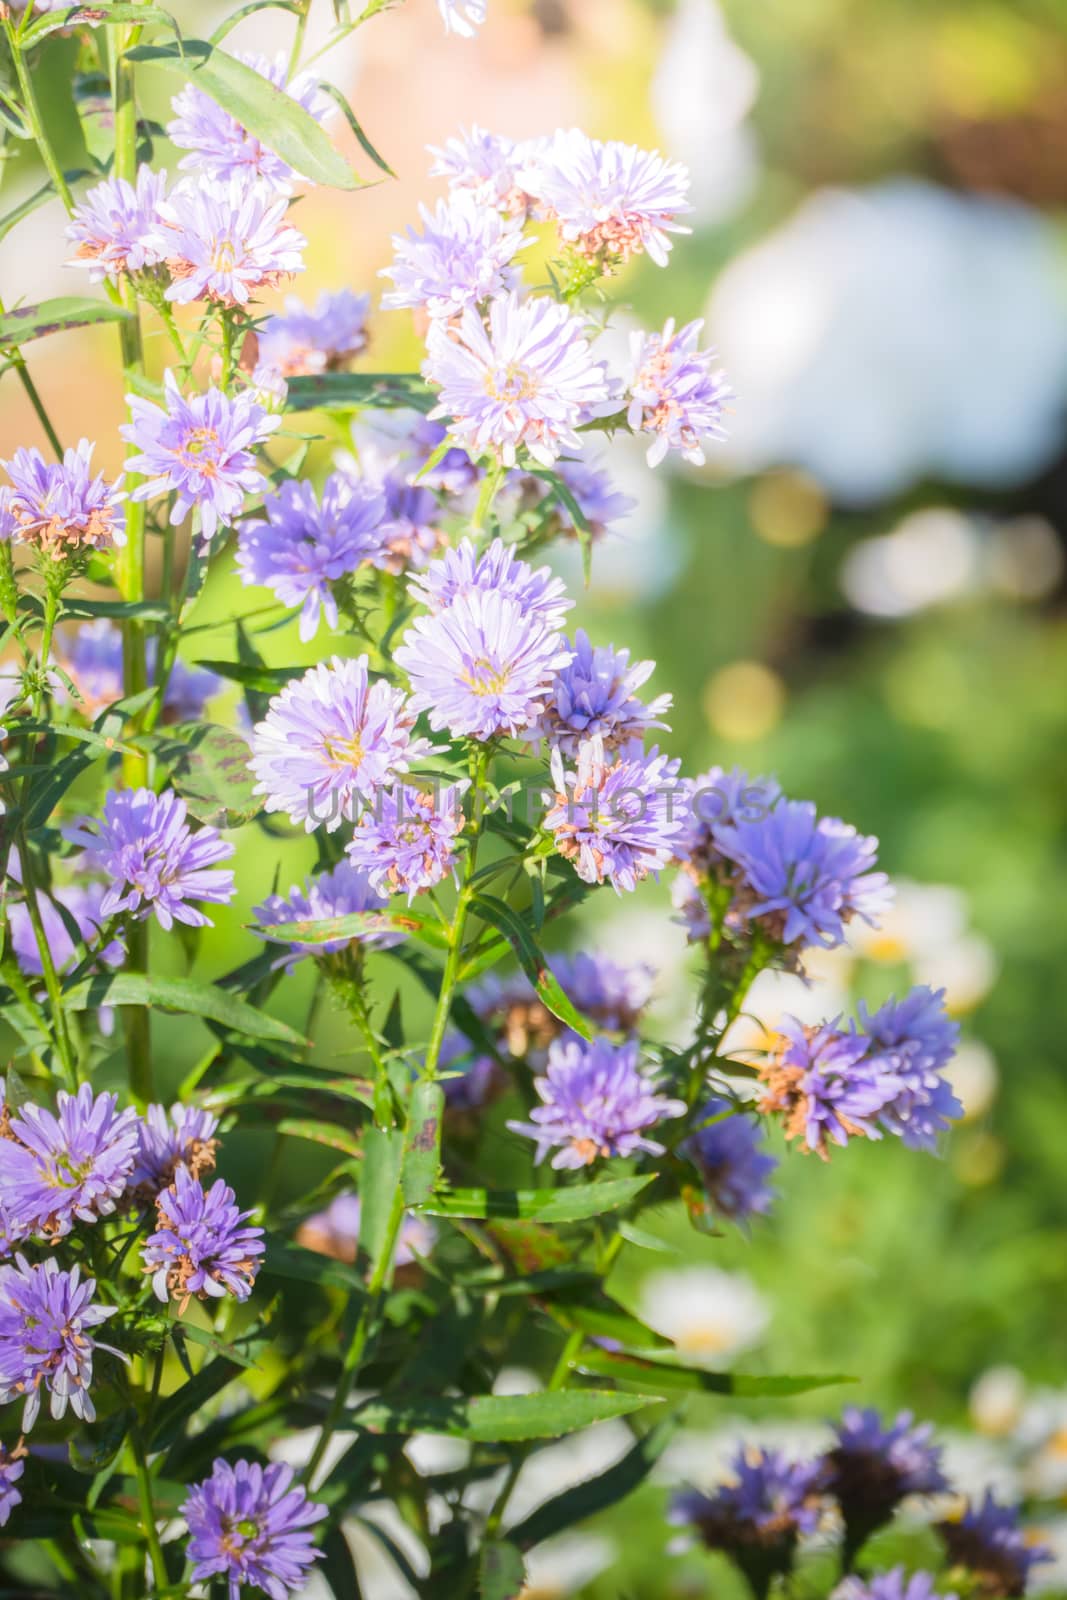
[351,1388,662,1442]
[420,1175,653,1225]
[0,296,131,346]
[286,371,435,413]
[470,894,594,1040]
[59,973,305,1046]
[575,1348,854,1398]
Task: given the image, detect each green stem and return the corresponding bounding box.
[0,294,63,459]
[4,19,74,213]
[480,1327,585,1548]
[130,1427,168,1594]
[287,0,311,76]
[470,460,504,536]
[16,831,79,1090]
[304,1179,407,1488]
[422,750,488,1078]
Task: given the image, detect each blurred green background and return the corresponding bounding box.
[3,0,1067,1592]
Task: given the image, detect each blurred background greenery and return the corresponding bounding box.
[3,0,1067,1593]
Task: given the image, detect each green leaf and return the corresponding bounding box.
[0,295,130,346]
[575,1349,855,1398]
[470,894,594,1040]
[286,371,435,413]
[616,1220,680,1254]
[126,39,358,190]
[402,1080,444,1206]
[359,1125,404,1267]
[260,1235,368,1296]
[249,906,449,950]
[59,973,306,1046]
[149,1318,276,1451]
[209,0,302,43]
[275,1117,363,1158]
[420,1175,654,1225]
[315,80,395,177]
[172,1321,262,1372]
[479,1541,525,1600]
[191,657,305,693]
[21,0,178,44]
[509,1417,679,1550]
[351,1388,663,1442]
[146,721,261,828]
[527,466,594,584]
[61,596,172,622]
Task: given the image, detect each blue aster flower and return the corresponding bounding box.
[528,628,672,757]
[142,1167,264,1311]
[346,781,468,901]
[0,1256,124,1430]
[167,50,331,192]
[858,987,962,1151]
[826,1409,948,1547]
[938,1492,1052,1598]
[258,289,370,377]
[669,1448,827,1589]
[545,735,685,893]
[182,1457,327,1599]
[0,1442,24,1527]
[682,1098,777,1226]
[0,1085,139,1239]
[382,192,526,320]
[834,1569,956,1600]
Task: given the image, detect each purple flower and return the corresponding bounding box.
[299,1191,435,1267]
[8,881,124,977]
[403,414,482,495]
[64,787,235,931]
[938,1493,1052,1598]
[236,476,387,641]
[0,1441,24,1527]
[549,950,655,1034]
[122,371,278,541]
[0,1085,139,1239]
[437,0,487,36]
[507,1035,684,1169]
[428,125,536,216]
[1,440,125,558]
[55,617,221,721]
[424,292,610,467]
[347,782,467,901]
[681,1098,777,1226]
[522,129,691,267]
[716,799,893,951]
[143,1166,264,1311]
[547,454,637,541]
[182,1457,327,1600]
[834,1570,956,1600]
[66,165,169,283]
[825,1409,948,1545]
[528,629,672,757]
[0,1255,123,1429]
[759,1016,897,1158]
[396,587,571,741]
[253,861,404,965]
[258,289,370,376]
[408,536,572,627]
[250,655,430,831]
[677,765,781,872]
[130,1103,221,1198]
[160,176,305,306]
[545,736,685,893]
[382,193,526,319]
[626,318,731,467]
[858,987,962,1151]
[669,1449,827,1586]
[168,51,331,192]
[375,474,447,573]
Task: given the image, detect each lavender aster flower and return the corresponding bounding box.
[2,440,125,558]
[161,176,305,306]
[428,125,535,216]
[834,1570,957,1600]
[0,1256,123,1429]
[236,477,387,641]
[717,799,893,951]
[254,861,404,966]
[528,629,672,756]
[143,1167,264,1311]
[258,289,370,376]
[507,1035,684,1169]
[408,536,571,626]
[66,165,169,283]
[522,129,691,267]
[347,782,467,900]
[182,1457,327,1600]
[160,653,226,722]
[0,1085,139,1239]
[130,1103,220,1198]
[424,292,610,467]
[0,1442,25,1527]
[858,987,962,1151]
[545,736,685,893]
[250,655,430,831]
[681,1098,777,1226]
[298,1191,435,1267]
[668,1449,827,1590]
[678,765,782,872]
[65,787,235,931]
[122,370,278,541]
[551,455,637,541]
[55,618,221,721]
[826,1409,948,1549]
[437,0,487,36]
[382,193,526,320]
[396,588,571,741]
[168,51,331,192]
[8,882,123,978]
[758,1016,897,1159]
[938,1493,1052,1598]
[626,318,731,467]
[549,950,655,1034]
[375,473,447,573]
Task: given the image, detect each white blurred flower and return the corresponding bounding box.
[520,1532,616,1597]
[945,1039,998,1120]
[721,965,852,1058]
[914,933,998,1015]
[938,1429,1020,1502]
[659,1418,829,1488]
[848,879,969,965]
[1027,1517,1067,1593]
[708,181,1067,503]
[1013,1390,1067,1499]
[841,508,982,618]
[970,1365,1027,1437]
[651,0,760,225]
[637,1266,770,1365]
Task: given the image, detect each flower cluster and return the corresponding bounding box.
[143,1167,264,1311]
